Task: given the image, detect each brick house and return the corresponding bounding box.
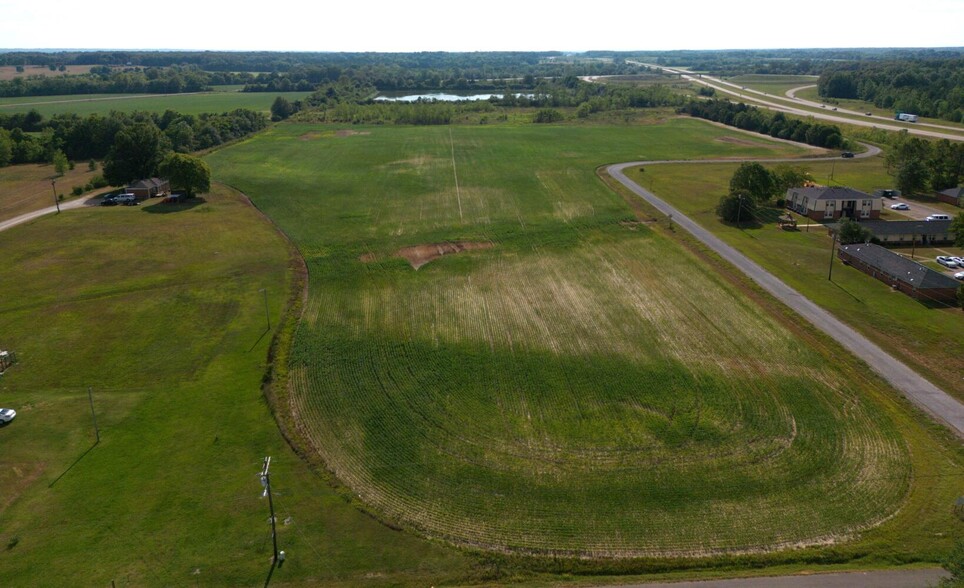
[828,219,954,247]
[838,243,960,305]
[127,178,170,199]
[785,186,882,221]
[937,187,963,207]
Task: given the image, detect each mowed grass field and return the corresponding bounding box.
[0,162,110,223]
[207,119,962,560]
[632,156,964,401]
[0,185,475,586]
[726,75,819,96]
[0,89,312,117]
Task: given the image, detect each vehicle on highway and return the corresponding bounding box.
[926,214,951,221]
[841,151,855,158]
[0,408,15,424]
[890,203,910,210]
[936,256,960,268]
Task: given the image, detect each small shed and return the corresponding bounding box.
[937,187,963,208]
[127,178,170,199]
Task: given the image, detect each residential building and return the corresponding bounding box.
[785,186,882,221]
[838,243,960,305]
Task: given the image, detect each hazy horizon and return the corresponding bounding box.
[1,0,962,53]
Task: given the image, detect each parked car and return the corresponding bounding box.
[100,195,118,206]
[890,203,909,210]
[115,193,138,205]
[0,408,15,424]
[936,256,960,268]
[841,151,855,158]
[926,214,951,221]
[955,271,964,281]
[865,112,872,116]
[161,194,183,204]
[951,257,964,266]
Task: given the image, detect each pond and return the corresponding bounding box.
[374,92,534,102]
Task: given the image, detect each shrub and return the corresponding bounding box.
[71,186,83,196]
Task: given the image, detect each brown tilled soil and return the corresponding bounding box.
[393,241,494,269]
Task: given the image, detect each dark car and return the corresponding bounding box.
[841,151,855,158]
[100,195,118,206]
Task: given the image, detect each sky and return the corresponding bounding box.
[1,0,962,52]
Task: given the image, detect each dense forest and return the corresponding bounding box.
[818,58,964,122]
[678,99,845,149]
[0,108,266,167]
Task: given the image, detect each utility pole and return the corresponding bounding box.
[735,194,744,227]
[259,288,271,331]
[828,231,837,281]
[51,180,60,213]
[87,387,100,444]
[260,456,280,586]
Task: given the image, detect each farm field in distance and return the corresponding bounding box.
[207,118,963,562]
[0,89,312,117]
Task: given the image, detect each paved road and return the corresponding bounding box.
[607,568,948,588]
[634,63,964,143]
[608,147,964,439]
[0,195,100,233]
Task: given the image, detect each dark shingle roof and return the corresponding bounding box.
[830,220,952,237]
[839,243,959,290]
[128,178,168,189]
[939,187,963,199]
[788,186,877,201]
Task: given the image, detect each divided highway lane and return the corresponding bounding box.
[607,150,964,439]
[636,62,964,143]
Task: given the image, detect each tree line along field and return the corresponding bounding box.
[206,118,963,561]
[0,89,312,117]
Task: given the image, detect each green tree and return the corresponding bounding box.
[103,122,168,186]
[88,159,97,171]
[772,164,812,193]
[52,149,68,176]
[716,190,757,225]
[532,108,563,123]
[729,162,776,203]
[951,212,964,248]
[837,218,871,244]
[895,157,931,196]
[270,96,296,121]
[158,152,210,198]
[0,130,12,167]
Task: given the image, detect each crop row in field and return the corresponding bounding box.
[289,228,909,556]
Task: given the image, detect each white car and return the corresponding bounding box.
[955,271,964,281]
[936,256,959,268]
[889,203,909,210]
[0,408,15,424]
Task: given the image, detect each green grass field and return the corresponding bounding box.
[0,162,111,223]
[630,156,964,401]
[0,185,477,586]
[0,89,312,117]
[207,119,963,561]
[726,75,819,96]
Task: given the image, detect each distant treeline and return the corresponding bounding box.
[818,58,964,122]
[625,47,964,76]
[0,108,266,167]
[270,76,687,124]
[678,99,845,149]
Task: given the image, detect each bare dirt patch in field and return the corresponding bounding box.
[336,130,369,137]
[0,462,45,513]
[395,241,494,269]
[358,252,377,263]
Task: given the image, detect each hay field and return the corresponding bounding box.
[207,119,953,558]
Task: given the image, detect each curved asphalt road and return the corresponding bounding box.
[608,144,964,439]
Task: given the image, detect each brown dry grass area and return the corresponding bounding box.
[299,130,371,140]
[0,65,95,81]
[395,241,494,269]
[0,163,108,223]
[0,462,44,513]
